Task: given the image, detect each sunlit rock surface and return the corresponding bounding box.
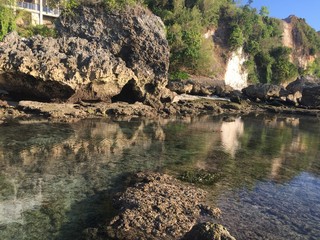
[0,4,173,106]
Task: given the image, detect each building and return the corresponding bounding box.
[16,0,60,25]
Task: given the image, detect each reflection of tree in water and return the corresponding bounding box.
[0,115,320,239]
[230,115,320,185]
[0,119,169,240]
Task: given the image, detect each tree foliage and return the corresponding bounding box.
[0,0,319,84]
[0,0,16,40]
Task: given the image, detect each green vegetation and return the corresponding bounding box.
[145,0,232,75]
[0,0,16,40]
[220,4,298,84]
[19,25,57,38]
[305,58,320,78]
[1,0,320,83]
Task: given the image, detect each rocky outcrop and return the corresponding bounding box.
[286,76,320,93]
[242,84,283,101]
[105,172,226,240]
[56,4,173,106]
[182,222,236,240]
[0,4,173,107]
[242,83,303,106]
[285,76,320,107]
[301,86,320,107]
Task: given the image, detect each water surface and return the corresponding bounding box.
[0,115,319,239]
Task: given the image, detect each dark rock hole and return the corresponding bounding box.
[111,79,143,104]
[117,45,134,68]
[0,73,74,102]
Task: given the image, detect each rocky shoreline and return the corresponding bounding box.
[2,78,320,123]
[1,3,320,240]
[0,3,320,123]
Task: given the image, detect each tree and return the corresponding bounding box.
[0,0,16,40]
[259,6,269,17]
[229,25,244,50]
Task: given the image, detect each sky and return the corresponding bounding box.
[246,0,320,31]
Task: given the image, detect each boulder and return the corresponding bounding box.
[105,172,221,240]
[0,32,135,102]
[0,4,173,107]
[182,222,236,240]
[301,86,320,108]
[286,76,320,93]
[167,81,194,94]
[242,84,283,101]
[56,4,172,106]
[214,85,235,98]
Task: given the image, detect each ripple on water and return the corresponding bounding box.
[215,172,320,240]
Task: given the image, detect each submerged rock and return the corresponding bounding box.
[0,4,173,107]
[182,222,236,240]
[105,172,225,240]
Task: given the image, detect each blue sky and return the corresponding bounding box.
[244,0,320,31]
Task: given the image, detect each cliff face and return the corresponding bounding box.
[209,15,318,89]
[282,15,316,68]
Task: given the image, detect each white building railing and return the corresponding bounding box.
[17,1,61,17]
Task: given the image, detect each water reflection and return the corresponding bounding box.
[0,115,319,239]
[221,118,244,157]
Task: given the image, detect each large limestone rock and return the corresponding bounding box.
[286,76,320,108]
[242,84,283,101]
[286,76,320,93]
[0,4,173,106]
[105,172,222,240]
[301,86,320,108]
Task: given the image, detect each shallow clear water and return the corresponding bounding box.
[0,114,319,240]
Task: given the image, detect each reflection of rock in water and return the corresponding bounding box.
[0,119,168,237]
[220,118,244,157]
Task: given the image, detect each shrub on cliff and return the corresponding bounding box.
[145,0,231,76]
[0,0,16,40]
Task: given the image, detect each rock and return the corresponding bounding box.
[56,4,172,106]
[242,84,283,101]
[191,82,214,96]
[0,4,173,107]
[182,222,236,240]
[286,76,320,93]
[105,172,221,240]
[286,91,302,105]
[18,100,89,118]
[166,81,194,94]
[229,90,243,104]
[17,100,158,119]
[0,100,9,108]
[215,85,234,98]
[301,86,320,108]
[0,32,134,102]
[167,80,214,96]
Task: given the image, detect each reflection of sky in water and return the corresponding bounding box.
[0,178,43,225]
[221,118,244,157]
[0,116,319,239]
[216,172,320,240]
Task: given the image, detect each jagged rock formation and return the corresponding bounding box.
[0,4,173,107]
[287,76,320,107]
[242,83,302,106]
